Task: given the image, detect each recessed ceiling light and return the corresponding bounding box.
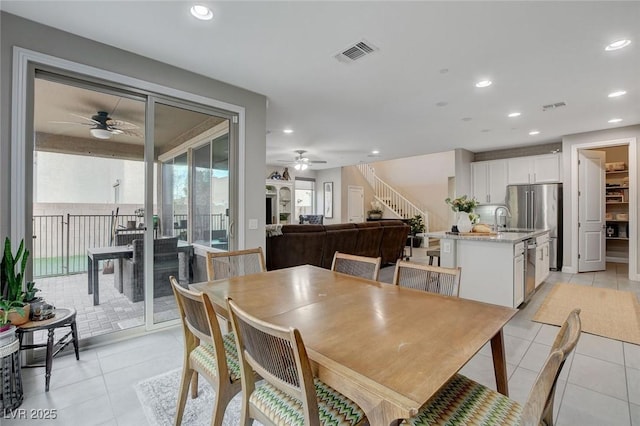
[508,112,521,118]
[461,117,472,122]
[283,129,294,134]
[608,90,627,98]
[190,5,213,20]
[475,80,492,88]
[372,150,380,154]
[529,130,540,136]
[608,118,623,123]
[605,39,631,51]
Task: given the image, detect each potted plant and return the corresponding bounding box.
[367,201,383,220]
[445,195,479,233]
[0,238,30,326]
[408,214,425,247]
[24,281,44,320]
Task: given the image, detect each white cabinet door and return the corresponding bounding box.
[472,160,507,204]
[507,157,532,184]
[514,253,524,306]
[533,154,561,183]
[471,162,490,204]
[541,242,550,281]
[488,160,508,204]
[534,245,544,288]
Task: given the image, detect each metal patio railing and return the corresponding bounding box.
[32,213,227,278]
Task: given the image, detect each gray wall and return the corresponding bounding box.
[1,12,267,249]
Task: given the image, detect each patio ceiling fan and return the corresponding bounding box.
[277,150,327,170]
[51,111,142,139]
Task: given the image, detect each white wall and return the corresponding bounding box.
[315,167,343,224]
[35,151,147,204]
[454,149,474,200]
[370,151,455,231]
[562,124,640,278]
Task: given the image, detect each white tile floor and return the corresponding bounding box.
[4,256,640,425]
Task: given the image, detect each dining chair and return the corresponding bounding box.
[206,247,266,281]
[169,276,242,426]
[404,309,581,425]
[542,308,582,425]
[392,260,461,297]
[331,252,381,281]
[227,298,367,426]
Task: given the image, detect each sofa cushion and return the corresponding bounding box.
[321,223,358,269]
[379,221,410,264]
[266,225,325,270]
[354,222,384,257]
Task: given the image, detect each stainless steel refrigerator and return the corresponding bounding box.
[506,183,562,270]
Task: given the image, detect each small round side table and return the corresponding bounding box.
[16,308,79,392]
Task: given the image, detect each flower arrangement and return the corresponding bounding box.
[367,200,383,215]
[445,195,478,213]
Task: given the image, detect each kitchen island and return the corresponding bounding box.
[425,229,550,308]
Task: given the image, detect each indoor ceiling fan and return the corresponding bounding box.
[51,111,142,139]
[277,150,327,170]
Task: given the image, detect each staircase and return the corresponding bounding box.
[356,163,429,232]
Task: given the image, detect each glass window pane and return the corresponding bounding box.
[193,144,211,246]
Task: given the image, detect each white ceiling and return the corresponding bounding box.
[3,1,639,169]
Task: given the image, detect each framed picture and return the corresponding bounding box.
[324,182,333,218]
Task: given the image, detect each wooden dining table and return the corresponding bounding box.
[192,264,517,426]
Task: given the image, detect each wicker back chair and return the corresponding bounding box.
[170,276,242,426]
[227,298,366,426]
[405,310,581,425]
[331,252,381,281]
[541,308,581,425]
[393,261,461,297]
[206,247,266,281]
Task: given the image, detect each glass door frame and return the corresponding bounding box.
[147,96,239,327]
[11,47,246,343]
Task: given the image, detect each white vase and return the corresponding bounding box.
[457,212,473,233]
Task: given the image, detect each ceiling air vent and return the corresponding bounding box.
[334,39,379,63]
[542,102,567,112]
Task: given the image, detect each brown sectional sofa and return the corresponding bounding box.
[266,220,409,271]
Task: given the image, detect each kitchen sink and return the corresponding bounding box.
[499,228,537,233]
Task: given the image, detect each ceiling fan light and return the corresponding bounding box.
[294,163,302,171]
[301,164,308,171]
[90,128,112,139]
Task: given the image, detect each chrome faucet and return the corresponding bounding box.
[494,206,511,231]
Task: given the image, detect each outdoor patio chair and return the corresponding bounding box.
[226,298,367,426]
[113,231,144,293]
[205,248,266,281]
[331,252,381,281]
[404,309,581,425]
[122,237,179,302]
[393,261,461,297]
[170,276,242,426]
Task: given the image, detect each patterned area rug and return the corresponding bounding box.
[135,368,263,425]
[533,283,640,345]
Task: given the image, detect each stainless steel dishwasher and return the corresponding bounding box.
[524,238,537,302]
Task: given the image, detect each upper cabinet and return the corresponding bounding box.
[507,154,562,185]
[471,160,508,204]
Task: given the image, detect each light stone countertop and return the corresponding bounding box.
[425,229,549,243]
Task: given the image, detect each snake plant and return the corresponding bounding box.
[1,237,29,304]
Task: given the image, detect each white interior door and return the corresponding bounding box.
[347,186,364,223]
[578,150,606,272]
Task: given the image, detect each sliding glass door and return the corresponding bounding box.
[153,99,235,325]
[28,69,238,340]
